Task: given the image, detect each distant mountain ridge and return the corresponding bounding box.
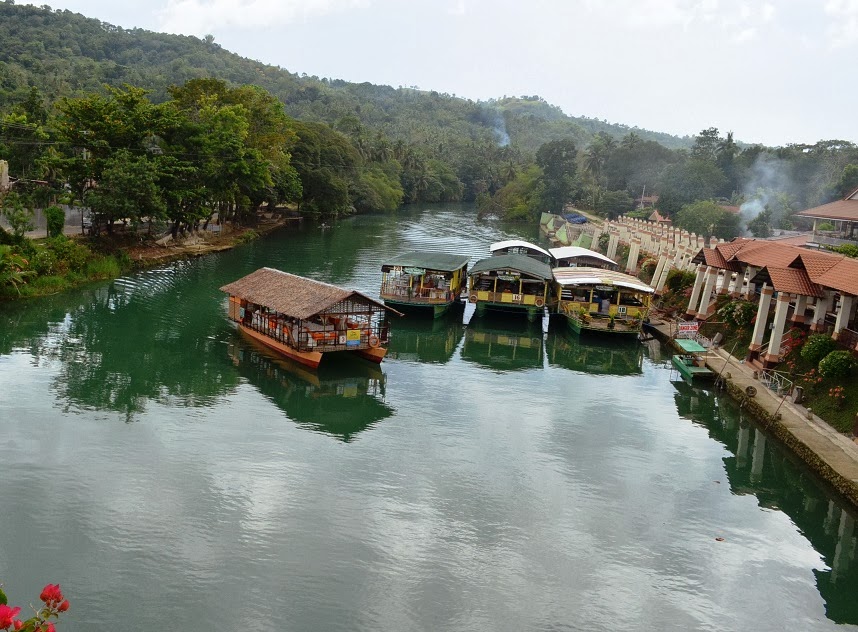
[0,2,691,152]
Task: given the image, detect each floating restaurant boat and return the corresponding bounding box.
[670,338,716,382]
[549,245,618,269]
[467,253,555,322]
[379,251,470,318]
[489,239,554,264]
[554,267,654,336]
[221,267,398,369]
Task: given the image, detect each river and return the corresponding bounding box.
[1,204,857,631]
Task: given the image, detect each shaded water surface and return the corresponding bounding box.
[1,205,857,631]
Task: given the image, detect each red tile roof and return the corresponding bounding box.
[761,266,824,298]
[793,250,842,283]
[796,198,858,221]
[815,258,858,296]
[730,241,804,268]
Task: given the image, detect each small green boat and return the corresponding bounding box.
[671,338,715,382]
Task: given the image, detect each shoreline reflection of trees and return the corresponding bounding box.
[673,382,858,626]
[228,337,392,442]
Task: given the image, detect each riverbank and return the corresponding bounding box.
[649,320,858,507]
[1,217,295,300]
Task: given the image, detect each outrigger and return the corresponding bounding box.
[221,267,400,369]
[379,251,470,318]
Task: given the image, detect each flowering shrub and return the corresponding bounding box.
[829,385,846,409]
[717,299,756,327]
[0,583,69,631]
[800,368,824,392]
[801,334,837,365]
[819,350,855,379]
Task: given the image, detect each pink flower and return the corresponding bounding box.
[57,600,70,613]
[0,604,21,630]
[39,584,63,607]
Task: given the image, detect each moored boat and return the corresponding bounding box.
[467,253,555,322]
[549,245,618,269]
[379,251,470,318]
[553,267,654,336]
[670,338,716,382]
[221,267,398,369]
[489,239,554,264]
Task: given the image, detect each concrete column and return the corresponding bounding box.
[749,284,774,352]
[716,270,730,294]
[686,264,707,315]
[742,266,757,297]
[654,256,672,295]
[833,293,855,339]
[791,294,809,324]
[626,238,641,275]
[751,428,767,483]
[812,291,834,331]
[763,291,792,364]
[651,256,667,291]
[591,227,602,251]
[606,233,619,261]
[695,266,718,318]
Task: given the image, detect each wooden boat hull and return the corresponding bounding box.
[382,298,457,318]
[355,346,387,364]
[239,324,324,368]
[565,315,642,336]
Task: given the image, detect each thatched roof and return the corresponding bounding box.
[221,267,388,320]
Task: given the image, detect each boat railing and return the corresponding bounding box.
[243,312,389,353]
[380,281,456,302]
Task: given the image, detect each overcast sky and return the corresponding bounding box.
[25,0,858,147]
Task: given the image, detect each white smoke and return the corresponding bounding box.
[493,115,510,147]
[738,153,794,236]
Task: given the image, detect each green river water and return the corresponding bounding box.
[1,204,858,631]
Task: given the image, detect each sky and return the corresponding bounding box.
[23,0,858,147]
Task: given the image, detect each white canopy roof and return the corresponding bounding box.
[549,246,617,267]
[489,240,552,259]
[553,267,655,294]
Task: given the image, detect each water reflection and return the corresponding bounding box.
[227,337,392,442]
[461,318,544,371]
[386,313,464,364]
[545,329,644,376]
[673,381,858,625]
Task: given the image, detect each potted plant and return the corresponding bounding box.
[608,313,616,329]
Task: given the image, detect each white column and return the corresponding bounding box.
[812,291,834,331]
[791,294,809,324]
[686,264,707,315]
[626,238,641,275]
[763,291,792,364]
[749,284,774,352]
[696,266,719,318]
[834,294,855,339]
[651,256,667,292]
[607,233,619,261]
[654,256,672,295]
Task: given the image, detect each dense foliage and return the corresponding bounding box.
[801,333,838,365]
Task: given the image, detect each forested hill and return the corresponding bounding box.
[0,2,689,153]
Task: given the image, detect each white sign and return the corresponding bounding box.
[678,321,699,333]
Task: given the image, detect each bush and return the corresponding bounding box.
[819,350,855,378]
[801,333,837,365]
[45,236,91,273]
[665,269,696,293]
[718,299,756,327]
[45,205,65,238]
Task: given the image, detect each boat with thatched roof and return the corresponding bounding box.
[221,267,399,369]
[379,251,470,318]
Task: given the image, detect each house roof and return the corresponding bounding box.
[796,190,858,221]
[552,267,655,293]
[381,251,470,272]
[751,266,824,298]
[815,258,858,296]
[220,267,389,320]
[469,254,554,280]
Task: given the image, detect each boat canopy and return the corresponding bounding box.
[675,338,707,353]
[381,251,470,272]
[221,267,396,319]
[552,267,655,294]
[470,254,553,280]
[549,246,617,268]
[489,240,553,260]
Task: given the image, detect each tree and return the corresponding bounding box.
[535,138,577,213]
[835,164,858,198]
[0,191,34,238]
[691,127,720,162]
[674,200,741,239]
[657,159,728,216]
[747,208,773,238]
